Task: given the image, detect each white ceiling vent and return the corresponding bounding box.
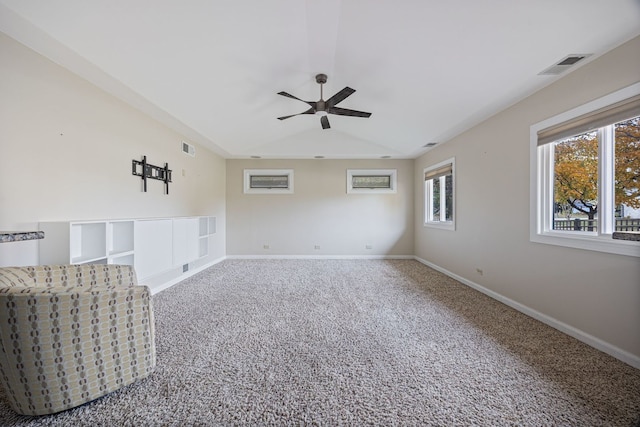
[181,141,195,157]
[423,142,438,148]
[538,54,592,75]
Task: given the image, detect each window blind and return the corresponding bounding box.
[249,175,289,189]
[537,94,640,146]
[352,175,392,189]
[424,163,452,181]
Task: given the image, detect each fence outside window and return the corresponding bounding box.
[553,218,640,232]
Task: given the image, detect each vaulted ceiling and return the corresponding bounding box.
[1,1,639,159]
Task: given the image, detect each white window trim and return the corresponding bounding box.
[529,82,640,257]
[346,169,397,194]
[424,157,455,231]
[243,169,294,194]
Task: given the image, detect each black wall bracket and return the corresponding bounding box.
[132,156,172,194]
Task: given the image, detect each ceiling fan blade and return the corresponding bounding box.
[277,107,316,120]
[327,106,372,118]
[321,115,330,129]
[326,87,355,107]
[277,91,316,107]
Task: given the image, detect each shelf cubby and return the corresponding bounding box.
[70,222,106,264]
[109,221,135,255]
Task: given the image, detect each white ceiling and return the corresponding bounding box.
[1,1,639,159]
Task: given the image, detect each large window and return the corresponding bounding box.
[424,158,455,230]
[531,83,640,256]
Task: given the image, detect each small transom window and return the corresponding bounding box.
[244,169,294,194]
[347,169,397,194]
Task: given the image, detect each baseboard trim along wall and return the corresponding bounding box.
[413,256,640,370]
[149,256,226,295]
[225,255,415,260]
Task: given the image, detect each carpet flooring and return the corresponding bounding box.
[1,259,639,426]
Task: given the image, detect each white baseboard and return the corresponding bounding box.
[150,256,226,295]
[225,254,415,260]
[413,256,640,370]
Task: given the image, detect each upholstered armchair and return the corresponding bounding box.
[0,264,156,416]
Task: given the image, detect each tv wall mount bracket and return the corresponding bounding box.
[132,156,172,194]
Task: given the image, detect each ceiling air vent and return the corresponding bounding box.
[423,142,438,148]
[181,141,195,157]
[538,54,592,75]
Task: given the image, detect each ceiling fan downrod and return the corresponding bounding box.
[316,73,327,110]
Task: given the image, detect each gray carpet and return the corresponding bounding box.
[1,259,639,426]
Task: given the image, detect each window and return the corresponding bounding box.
[531,83,640,257]
[424,158,455,230]
[243,169,294,194]
[347,169,397,194]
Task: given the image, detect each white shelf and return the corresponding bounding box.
[40,216,214,279]
[199,217,208,237]
[208,217,216,235]
[110,252,134,266]
[197,216,215,258]
[70,222,106,264]
[199,237,208,258]
[71,255,108,264]
[108,220,134,255]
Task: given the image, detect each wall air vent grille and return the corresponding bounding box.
[539,54,592,75]
[181,141,195,157]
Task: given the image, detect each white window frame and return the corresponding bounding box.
[424,158,455,231]
[530,82,640,257]
[243,169,294,194]
[346,169,397,194]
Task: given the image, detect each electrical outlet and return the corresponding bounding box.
[263,244,270,250]
[314,245,321,250]
[365,244,373,250]
[476,268,484,276]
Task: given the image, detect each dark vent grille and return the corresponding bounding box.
[557,56,585,66]
[539,54,592,75]
[181,141,195,156]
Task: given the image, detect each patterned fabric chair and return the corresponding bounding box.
[0,264,156,416]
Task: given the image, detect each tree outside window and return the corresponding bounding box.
[553,116,640,232]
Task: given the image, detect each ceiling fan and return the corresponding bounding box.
[277,74,371,129]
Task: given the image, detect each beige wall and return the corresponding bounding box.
[0,33,226,266]
[414,36,640,362]
[226,159,414,256]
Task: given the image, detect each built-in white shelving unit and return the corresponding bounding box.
[198,216,216,258]
[39,216,216,282]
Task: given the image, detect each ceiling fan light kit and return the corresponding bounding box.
[277,74,371,129]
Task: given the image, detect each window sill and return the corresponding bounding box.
[531,232,640,257]
[424,221,455,231]
[612,232,640,242]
